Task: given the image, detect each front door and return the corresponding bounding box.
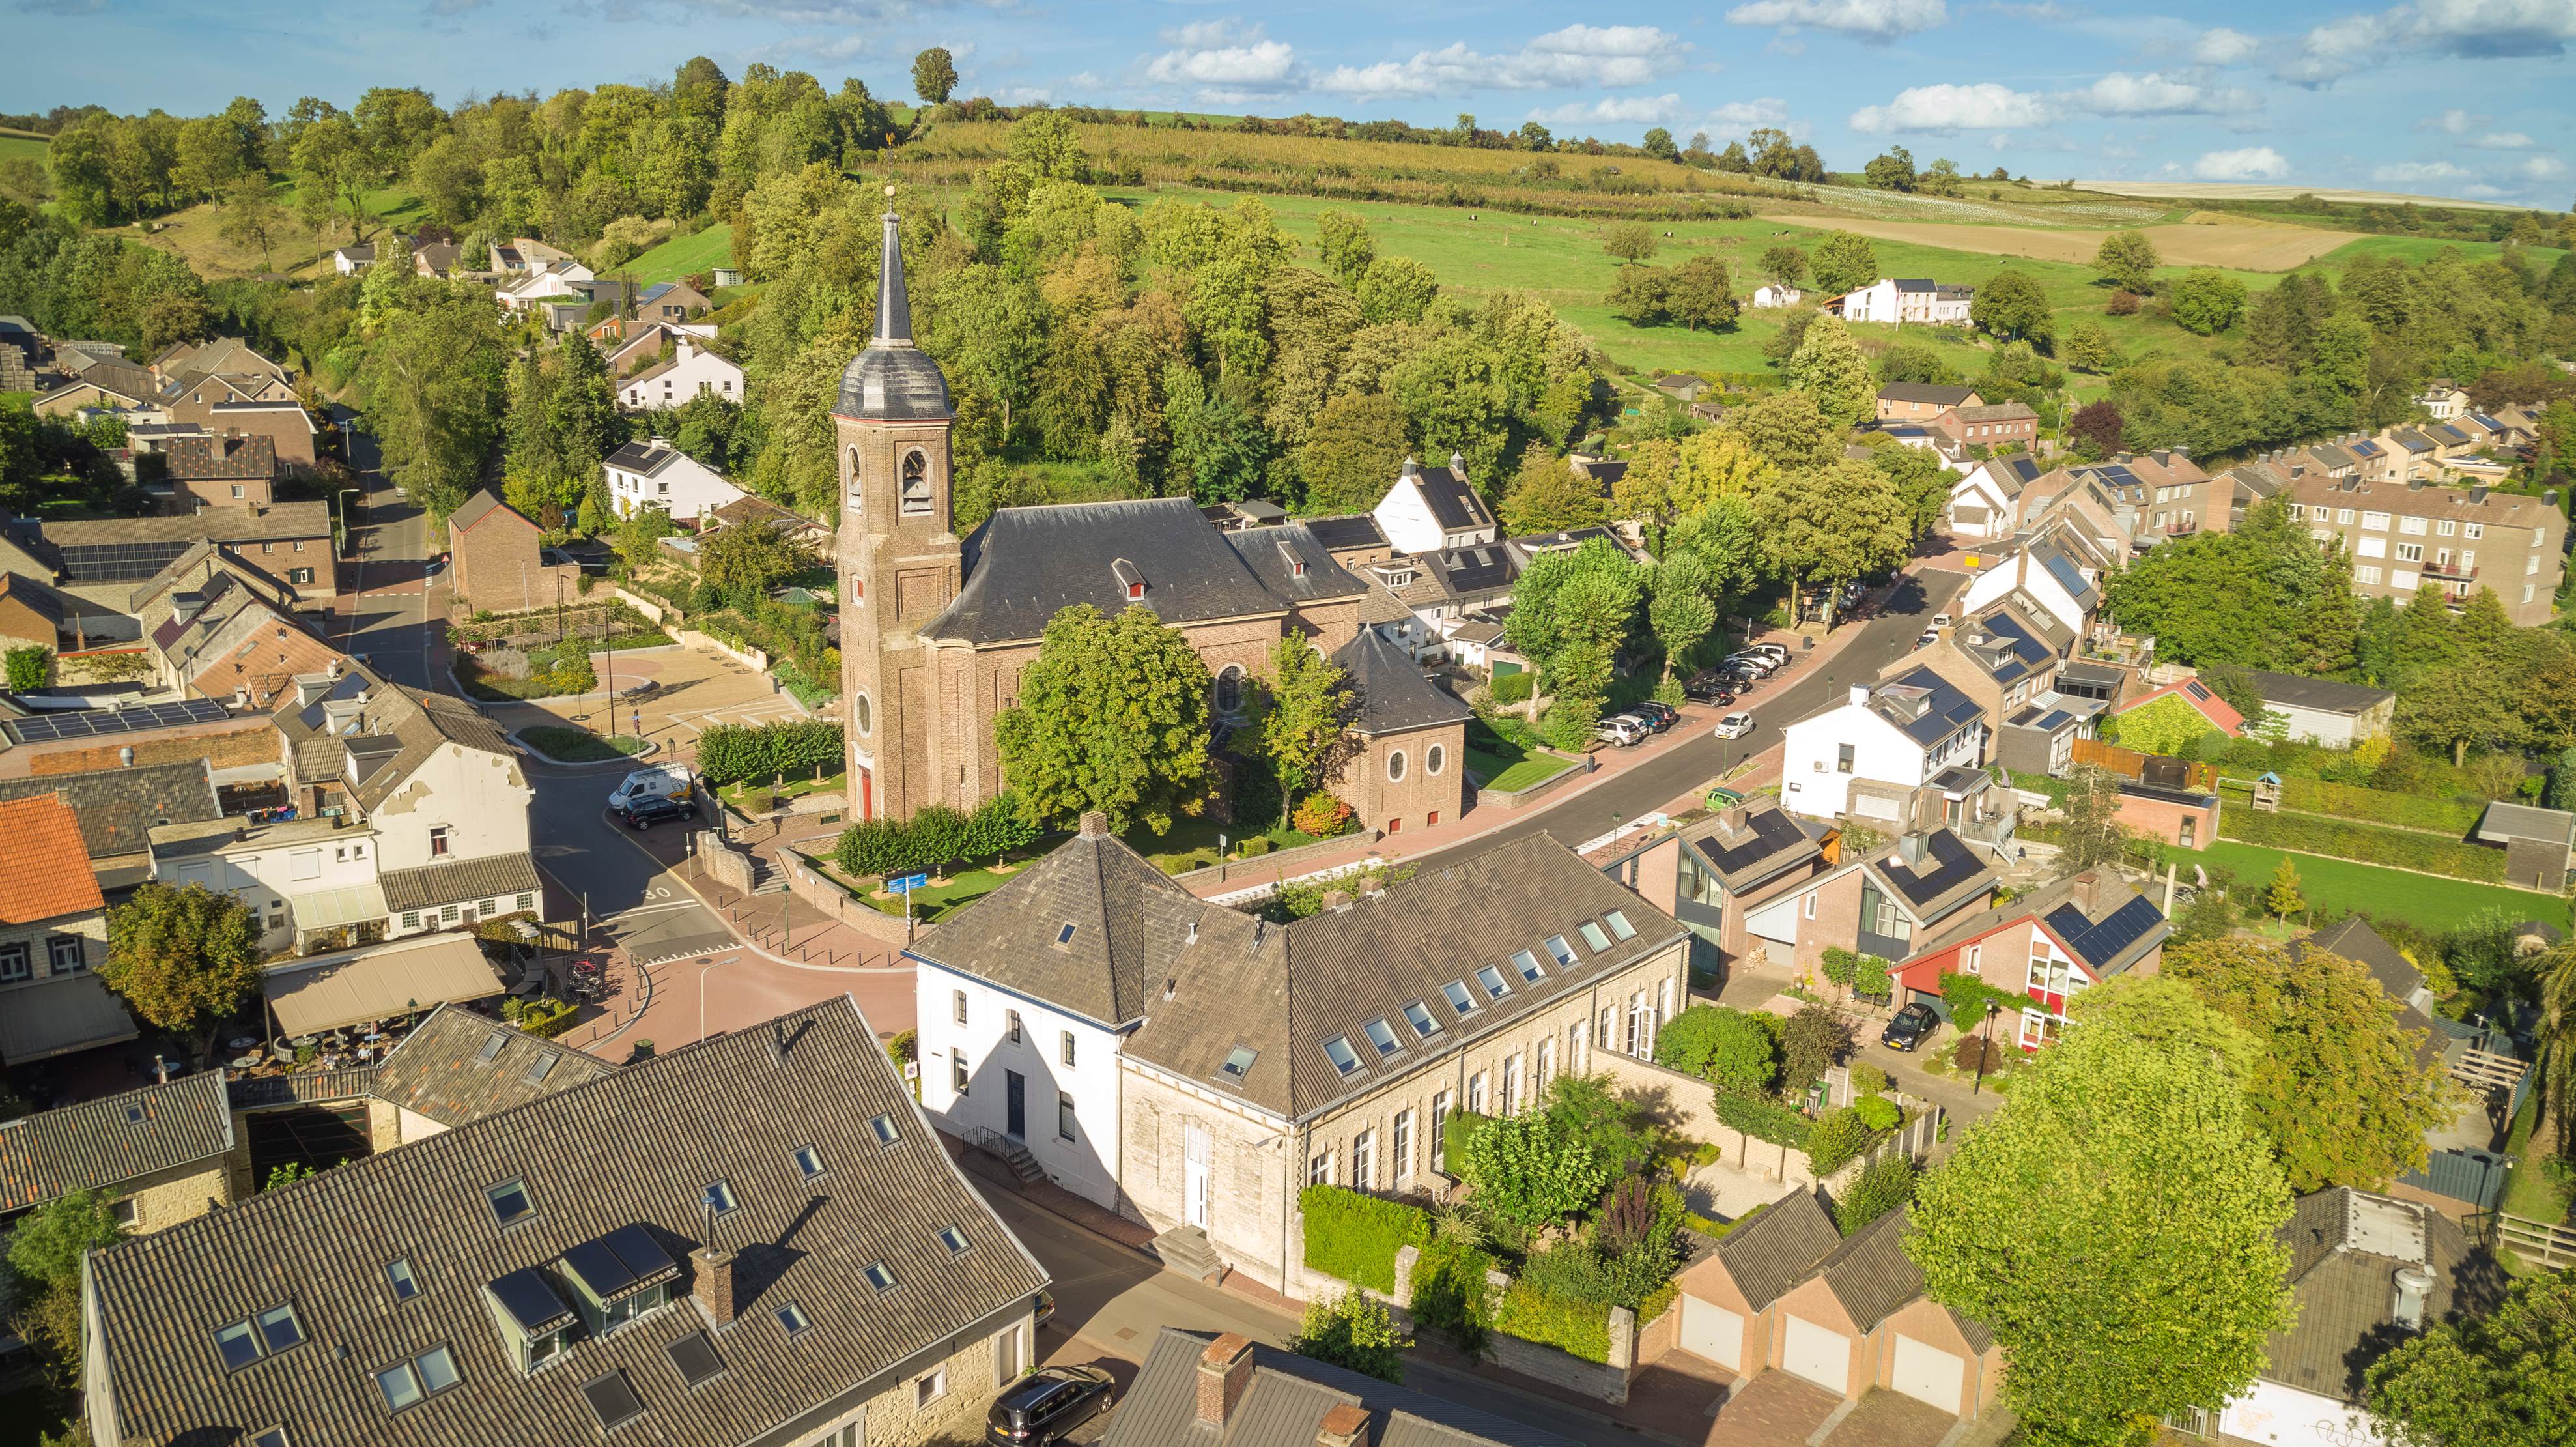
[1005,1070,1026,1140]
[1184,1122,1211,1228]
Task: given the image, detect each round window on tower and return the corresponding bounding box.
[854,691,874,738]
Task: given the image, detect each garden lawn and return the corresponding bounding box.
[621,223,733,287]
[1124,814,1333,873]
[518,725,645,763]
[830,857,1017,926]
[2496,1068,2572,1239]
[1468,743,1576,793]
[2190,840,2571,932]
[718,771,845,810]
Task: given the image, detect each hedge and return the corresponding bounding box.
[1299,1184,1431,1295]
[698,719,844,786]
[2218,807,2506,883]
[833,792,1039,878]
[1490,672,1534,704]
[2216,775,2485,835]
[1440,1109,1493,1176]
[1714,1089,1811,1149]
[1492,1282,1611,1363]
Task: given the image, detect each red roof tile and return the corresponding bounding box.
[0,795,106,923]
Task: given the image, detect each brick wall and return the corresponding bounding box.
[452,511,580,615]
[1344,722,1468,835]
[2115,790,2217,849]
[1,715,280,778]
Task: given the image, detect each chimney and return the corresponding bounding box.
[649,435,671,452]
[1316,1403,1372,1447]
[1078,810,1109,838]
[2392,1265,2435,1330]
[1196,1334,1255,1428]
[1896,831,1929,867]
[1720,803,1750,838]
[692,1247,736,1326]
[1322,889,1352,911]
[119,746,135,768]
[1360,874,1385,897]
[2069,870,2099,913]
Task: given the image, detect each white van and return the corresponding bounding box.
[608,764,694,811]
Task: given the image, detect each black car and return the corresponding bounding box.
[1682,678,1736,706]
[1630,701,1678,732]
[1880,1001,1939,1052]
[617,795,697,830]
[987,1364,1116,1444]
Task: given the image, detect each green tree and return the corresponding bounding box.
[1640,127,1678,162]
[1500,444,1607,535]
[1761,305,1821,369]
[2055,764,2129,872]
[2093,230,2162,293]
[995,603,1213,835]
[1862,145,1917,192]
[1654,1005,1780,1095]
[358,275,511,524]
[1728,388,1838,470]
[1601,223,1657,266]
[548,334,624,481]
[2061,321,2118,375]
[1759,244,1809,287]
[2170,268,2248,336]
[1834,1153,1917,1236]
[1458,1111,1610,1233]
[6,1190,122,1368]
[1253,634,1358,829]
[2368,1271,2576,1447]
[1292,1290,1413,1384]
[912,48,960,106]
[1809,230,1879,295]
[4,644,52,692]
[1906,1027,2295,1447]
[1314,209,1376,288]
[1787,317,1875,429]
[2064,974,2263,1082]
[2264,856,2306,919]
[1354,255,1439,326]
[1754,459,1909,629]
[697,519,810,601]
[102,881,261,1066]
[2164,938,2452,1192]
[1501,537,1644,700]
[1647,548,1721,685]
[2399,661,2528,766]
[1296,392,1411,515]
[1666,255,1738,332]
[1970,268,2054,345]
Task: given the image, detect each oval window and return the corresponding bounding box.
[1387,749,1407,783]
[1426,744,1446,775]
[854,691,873,738]
[1215,666,1245,715]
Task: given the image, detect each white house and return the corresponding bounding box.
[149,818,386,956]
[1835,278,1974,326]
[1778,673,1989,822]
[604,437,748,523]
[1947,455,2045,541]
[618,337,746,413]
[1958,541,2098,643]
[914,934,1129,1211]
[1749,283,1804,309]
[1372,455,1499,555]
[500,259,595,310]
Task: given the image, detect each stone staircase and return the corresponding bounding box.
[987,1135,1045,1184]
[1152,1225,1223,1282]
[746,855,789,896]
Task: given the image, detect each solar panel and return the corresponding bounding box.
[601,1223,678,1285]
[2049,895,2165,968]
[666,1331,724,1388]
[580,1370,647,1430]
[486,1268,574,1332]
[561,1238,638,1298]
[5,698,232,743]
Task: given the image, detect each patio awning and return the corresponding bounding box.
[264,934,507,1037]
[290,880,390,933]
[0,971,140,1064]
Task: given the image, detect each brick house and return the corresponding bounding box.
[1875,383,1981,423]
[0,759,223,895]
[80,998,1052,1447]
[448,490,582,615]
[910,824,1690,1294]
[2283,472,2567,625]
[203,400,320,468]
[163,433,277,509]
[1737,825,2000,975]
[1929,401,2037,450]
[1329,627,1470,835]
[0,1072,242,1233]
[145,571,343,707]
[23,502,335,616]
[0,571,71,652]
[0,793,135,1067]
[1598,796,1826,973]
[1890,870,2170,1050]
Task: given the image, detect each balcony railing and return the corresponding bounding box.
[2422,560,2478,580]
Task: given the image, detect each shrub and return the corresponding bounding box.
[1805,1106,1880,1176]
[1654,1005,1781,1095]
[1779,1003,1854,1096]
[1852,1095,1903,1131]
[1238,835,1272,858]
[1441,1109,1492,1177]
[1940,970,2020,1025]
[741,788,775,814]
[2219,807,2506,882]
[1299,1185,1431,1294]
[1292,792,1353,837]
[1292,1290,1411,1383]
[1460,1113,1610,1232]
[1714,1087,1812,1149]
[1952,1033,2004,1074]
[1411,1238,1497,1351]
[1490,671,1534,703]
[547,640,597,694]
[3,645,51,693]
[2107,289,2141,315]
[834,792,1034,878]
[698,719,845,786]
[1832,1153,1917,1236]
[1849,1061,1888,1096]
[1821,948,1858,989]
[518,998,581,1039]
[1493,1282,1612,1362]
[1853,953,1891,1001]
[2222,775,2484,835]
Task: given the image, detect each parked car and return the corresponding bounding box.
[1034,1289,1056,1328]
[616,794,697,830]
[1914,631,1939,650]
[1723,652,1779,676]
[1631,701,1678,732]
[1881,1001,1940,1052]
[1596,715,1649,747]
[1931,613,1953,629]
[1747,642,1790,666]
[1712,712,1755,740]
[1682,677,1736,706]
[986,1365,1116,1445]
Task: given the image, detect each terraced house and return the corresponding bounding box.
[911,822,1688,1295]
[81,999,1051,1447]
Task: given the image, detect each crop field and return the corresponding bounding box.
[2076,179,2530,211]
[1757,214,2364,270]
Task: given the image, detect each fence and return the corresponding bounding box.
[2477,1211,2576,1271]
[2070,738,2218,790]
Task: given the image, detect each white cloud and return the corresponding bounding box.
[1725,0,1949,41]
[1316,26,1687,95]
[2424,107,2480,132]
[2517,155,2568,179]
[1065,70,1103,90]
[2073,71,2262,117]
[1704,97,1794,133]
[1144,21,1305,96]
[2193,26,2261,64]
[2372,160,2470,182]
[2281,0,2576,86]
[2471,131,2536,147]
[1850,81,2050,132]
[1530,95,1688,125]
[2194,146,2291,179]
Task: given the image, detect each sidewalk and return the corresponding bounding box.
[623,817,910,972]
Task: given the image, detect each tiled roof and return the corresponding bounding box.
[0,794,106,923]
[380,852,544,913]
[0,760,221,860]
[2241,670,2392,716]
[1813,1208,1925,1335]
[368,1003,617,1128]
[1334,627,1472,735]
[1675,797,1820,892]
[1878,382,1977,407]
[447,489,527,535]
[163,434,276,481]
[1103,1328,1578,1447]
[271,663,519,811]
[84,997,1051,1447]
[2297,918,2423,1009]
[1712,1188,1840,1311]
[34,501,330,549]
[0,1070,233,1212]
[2264,1188,2498,1403]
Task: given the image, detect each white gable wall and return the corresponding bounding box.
[914,959,1126,1211]
[1779,698,1931,820]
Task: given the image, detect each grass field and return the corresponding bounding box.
[620,223,732,287]
[0,133,46,169]
[519,725,645,763]
[1756,214,2362,270]
[130,179,429,279]
[2192,840,2570,932]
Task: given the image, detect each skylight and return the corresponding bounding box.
[792,1145,826,1179]
[1055,923,1077,945]
[485,1178,534,1225]
[215,1305,303,1373]
[1578,921,1611,952]
[1219,1045,1258,1081]
[1511,949,1543,983]
[1475,965,1510,1001]
[384,1258,420,1302]
[938,1225,970,1255]
[870,1113,900,1145]
[524,1053,557,1085]
[1544,935,1576,966]
[475,1033,505,1063]
[578,1369,645,1430]
[251,1431,289,1447]
[775,1302,811,1334]
[376,1345,460,1413]
[1443,981,1476,1016]
[704,1180,737,1216]
[666,1331,725,1389]
[1401,1000,1439,1037]
[1322,1036,1362,1076]
[864,1261,899,1292]
[1363,1018,1400,1057]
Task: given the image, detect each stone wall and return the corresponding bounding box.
[112,1156,240,1235]
[1382,1244,1639,1405]
[781,855,913,948]
[1477,749,1594,810]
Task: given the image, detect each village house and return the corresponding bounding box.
[0,793,136,1070]
[1876,382,1981,423]
[145,571,343,708]
[618,337,744,412]
[1736,823,2001,975]
[1955,539,2099,645]
[705,494,838,564]
[1944,455,2044,542]
[0,1072,242,1233]
[1105,1329,1579,1447]
[447,490,583,614]
[12,502,336,616]
[1779,676,1989,824]
[1749,283,1804,309]
[79,997,1053,1447]
[1928,401,2038,450]
[364,1003,619,1149]
[1372,455,1501,555]
[1598,795,1827,972]
[604,437,749,523]
[911,824,1689,1293]
[197,400,320,469]
[1834,278,1974,326]
[0,760,225,896]
[162,434,277,509]
[2283,473,2566,625]
[0,571,74,654]
[1890,869,2170,1050]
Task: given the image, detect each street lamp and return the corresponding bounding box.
[1972,999,2002,1095]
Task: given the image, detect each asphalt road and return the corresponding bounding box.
[1412,569,1970,870]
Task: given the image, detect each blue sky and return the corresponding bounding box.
[16,0,2574,206]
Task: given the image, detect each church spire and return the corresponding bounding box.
[873,187,913,347]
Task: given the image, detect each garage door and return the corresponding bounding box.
[1891,1335,1964,1415]
[1679,1296,1742,1370]
[1780,1315,1849,1396]
[1852,793,1902,821]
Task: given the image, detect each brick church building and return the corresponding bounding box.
[833,202,1465,835]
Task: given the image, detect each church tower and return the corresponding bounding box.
[834,191,961,822]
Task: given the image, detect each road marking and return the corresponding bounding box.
[608,900,698,921]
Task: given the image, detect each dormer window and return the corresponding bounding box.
[1279,540,1307,578]
[1112,558,1146,601]
[1402,1000,1439,1037]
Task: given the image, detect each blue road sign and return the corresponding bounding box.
[888,873,931,894]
